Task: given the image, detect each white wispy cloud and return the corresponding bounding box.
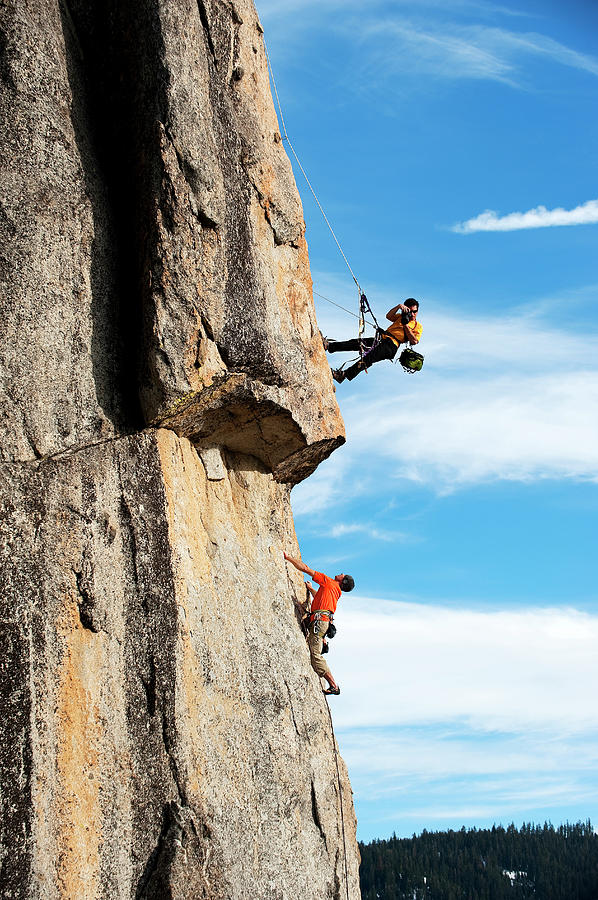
[258,0,525,15]
[346,370,598,489]
[453,199,598,233]
[504,29,598,77]
[290,446,354,515]
[329,522,408,542]
[332,598,598,731]
[358,21,598,90]
[291,286,598,501]
[341,729,598,783]
[259,1,598,91]
[328,597,598,834]
[362,21,517,85]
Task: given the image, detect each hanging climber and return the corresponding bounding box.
[325,298,422,383]
[283,551,355,696]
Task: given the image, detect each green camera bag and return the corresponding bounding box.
[399,347,424,373]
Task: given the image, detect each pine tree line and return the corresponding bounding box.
[359,820,598,900]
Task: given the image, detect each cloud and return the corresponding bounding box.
[346,370,598,489]
[289,290,598,502]
[260,1,598,92]
[415,301,598,370]
[503,29,598,77]
[332,599,598,731]
[289,447,354,515]
[341,728,598,784]
[453,199,598,233]
[362,21,517,85]
[358,19,598,89]
[328,598,598,836]
[329,522,408,543]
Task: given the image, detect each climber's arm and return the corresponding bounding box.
[386,303,406,322]
[403,322,419,345]
[283,552,315,579]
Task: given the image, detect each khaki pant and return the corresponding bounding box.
[307,616,331,679]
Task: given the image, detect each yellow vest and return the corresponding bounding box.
[384,317,423,346]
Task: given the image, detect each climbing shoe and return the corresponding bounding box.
[331,368,345,384]
[323,686,340,695]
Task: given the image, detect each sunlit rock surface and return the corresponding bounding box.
[0,0,359,897]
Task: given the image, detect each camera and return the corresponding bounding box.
[401,307,413,325]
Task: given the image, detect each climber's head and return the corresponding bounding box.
[336,574,355,592]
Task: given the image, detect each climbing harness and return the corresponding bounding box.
[330,292,388,378]
[357,293,385,369]
[324,698,351,900]
[309,609,337,640]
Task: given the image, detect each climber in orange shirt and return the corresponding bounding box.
[326,298,422,382]
[284,551,354,696]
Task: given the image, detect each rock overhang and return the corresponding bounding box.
[153,372,345,485]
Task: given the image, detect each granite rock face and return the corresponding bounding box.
[0,0,359,898]
[0,0,343,478]
[1,432,358,899]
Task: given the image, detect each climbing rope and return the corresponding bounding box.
[265,37,420,388]
[313,291,376,329]
[324,698,351,900]
[263,40,362,298]
[264,38,395,385]
[358,293,381,332]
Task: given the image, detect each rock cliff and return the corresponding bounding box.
[0,1,360,898]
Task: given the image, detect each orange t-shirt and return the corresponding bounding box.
[311,572,341,614]
[384,317,423,346]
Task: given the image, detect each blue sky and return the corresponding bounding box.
[257,0,598,841]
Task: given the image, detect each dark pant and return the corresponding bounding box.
[328,336,398,380]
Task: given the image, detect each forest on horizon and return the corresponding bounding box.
[359,820,598,899]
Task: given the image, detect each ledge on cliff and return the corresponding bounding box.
[154,373,345,484]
